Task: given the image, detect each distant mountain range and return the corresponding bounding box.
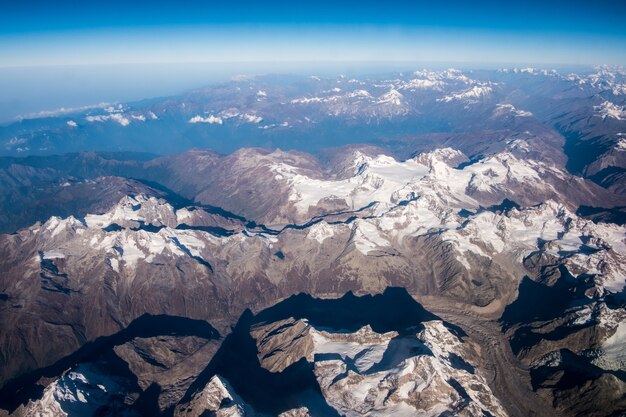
[2,66,626,191]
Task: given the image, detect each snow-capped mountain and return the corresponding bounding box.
[3,66,625,195]
[0,141,624,416]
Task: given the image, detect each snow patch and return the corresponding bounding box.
[438,85,492,103]
[596,322,626,371]
[189,115,223,124]
[43,250,65,259]
[241,113,263,123]
[595,101,626,120]
[494,103,533,117]
[307,222,335,243]
[85,113,130,126]
[377,89,404,106]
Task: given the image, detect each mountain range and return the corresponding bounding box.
[0,66,625,417]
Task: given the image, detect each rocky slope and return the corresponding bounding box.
[174,289,509,417]
[0,143,624,416]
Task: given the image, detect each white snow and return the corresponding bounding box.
[311,326,390,373]
[307,222,335,243]
[119,238,145,268]
[508,139,531,152]
[410,69,475,86]
[85,113,130,126]
[6,137,27,146]
[109,258,119,273]
[347,89,371,99]
[398,78,445,91]
[377,89,404,106]
[104,104,124,113]
[584,66,626,95]
[176,208,195,223]
[493,103,533,117]
[29,143,626,300]
[241,113,263,123]
[195,375,247,416]
[270,151,429,216]
[172,231,207,258]
[291,96,325,104]
[595,101,626,120]
[596,322,626,371]
[438,85,492,103]
[23,364,124,417]
[84,195,148,228]
[189,115,223,124]
[45,216,82,238]
[308,320,507,417]
[43,250,66,259]
[218,109,239,119]
[351,220,390,255]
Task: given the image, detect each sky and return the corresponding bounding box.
[0,0,625,122]
[1,0,625,67]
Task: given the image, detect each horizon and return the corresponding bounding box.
[2,0,625,123]
[0,61,617,124]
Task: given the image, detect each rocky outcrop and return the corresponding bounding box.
[175,290,507,417]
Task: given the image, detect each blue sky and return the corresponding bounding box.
[1,0,625,66]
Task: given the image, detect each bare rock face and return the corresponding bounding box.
[173,376,313,417]
[277,408,311,417]
[251,318,315,373]
[174,375,248,417]
[113,335,220,412]
[531,350,626,417]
